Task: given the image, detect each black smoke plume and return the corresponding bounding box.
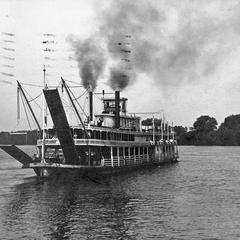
[109,67,130,90]
[69,0,240,91]
[98,0,240,89]
[68,36,106,90]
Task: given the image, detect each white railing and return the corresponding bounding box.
[112,156,119,167]
[103,158,112,167]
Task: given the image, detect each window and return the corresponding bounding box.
[130,134,134,141]
[123,134,128,141]
[140,147,143,155]
[77,129,84,138]
[102,131,107,140]
[130,147,134,155]
[102,147,111,158]
[135,147,139,155]
[125,147,129,156]
[144,147,147,154]
[119,147,123,156]
[96,131,100,139]
[113,147,117,156]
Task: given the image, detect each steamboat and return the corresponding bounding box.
[0,76,179,179]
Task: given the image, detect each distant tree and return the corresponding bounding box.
[173,126,186,144]
[141,118,162,127]
[174,126,187,136]
[220,114,240,130]
[141,118,153,126]
[218,114,240,145]
[192,116,218,145]
[193,115,218,132]
[183,130,196,145]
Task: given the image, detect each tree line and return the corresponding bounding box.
[0,114,240,145]
[174,114,240,145]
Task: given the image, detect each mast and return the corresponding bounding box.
[152,115,155,142]
[172,122,175,140]
[115,91,120,129]
[88,86,93,122]
[161,118,163,140]
[41,65,47,163]
[17,81,41,131]
[61,77,89,139]
[167,121,169,141]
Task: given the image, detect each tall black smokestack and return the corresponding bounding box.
[89,89,93,122]
[115,91,120,129]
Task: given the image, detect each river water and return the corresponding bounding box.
[0,146,240,239]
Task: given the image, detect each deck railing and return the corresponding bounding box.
[102,154,156,167]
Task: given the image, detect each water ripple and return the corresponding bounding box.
[1,146,240,239]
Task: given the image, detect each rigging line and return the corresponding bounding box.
[83,95,87,111]
[64,79,83,86]
[20,91,32,130]
[56,85,83,89]
[56,80,62,89]
[28,92,42,103]
[68,86,88,117]
[24,91,38,131]
[61,98,72,108]
[28,104,38,130]
[20,82,43,87]
[93,92,102,102]
[22,86,42,110]
[75,89,88,100]
[67,86,84,88]
[20,82,63,89]
[67,105,79,124]
[62,98,85,123]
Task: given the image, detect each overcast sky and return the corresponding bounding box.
[1,0,240,131]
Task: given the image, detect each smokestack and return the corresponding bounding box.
[89,89,93,122]
[115,91,120,128]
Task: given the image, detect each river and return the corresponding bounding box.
[0,146,240,240]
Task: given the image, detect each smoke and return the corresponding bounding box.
[68,36,106,90]
[109,67,130,90]
[98,0,240,89]
[69,0,240,91]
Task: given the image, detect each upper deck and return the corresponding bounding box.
[37,124,174,147]
[39,88,175,148]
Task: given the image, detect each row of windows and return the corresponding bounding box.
[112,146,153,157]
[71,129,135,141]
[120,118,139,130]
[45,128,165,142]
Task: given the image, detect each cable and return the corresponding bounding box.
[93,92,102,101]
[20,82,43,88]
[75,89,88,100]
[22,86,42,110]
[20,92,32,130]
[28,92,42,103]
[68,86,88,117]
[64,78,83,86]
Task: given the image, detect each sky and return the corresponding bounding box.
[1,0,240,131]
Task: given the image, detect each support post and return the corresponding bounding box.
[117,147,120,167]
[123,146,125,166]
[133,146,136,165]
[128,146,131,165]
[89,87,93,122]
[147,147,149,162]
[111,147,114,167]
[138,146,141,164]
[41,66,47,163]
